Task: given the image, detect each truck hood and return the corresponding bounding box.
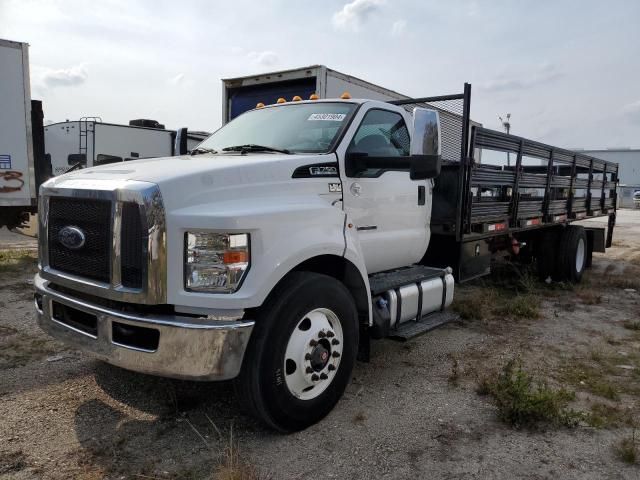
[44,152,338,211]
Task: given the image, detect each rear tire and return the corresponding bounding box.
[235,272,358,432]
[557,225,587,283]
[536,230,559,281]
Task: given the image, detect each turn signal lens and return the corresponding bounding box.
[309,93,319,100]
[276,97,286,104]
[292,95,302,101]
[340,91,351,99]
[223,250,248,264]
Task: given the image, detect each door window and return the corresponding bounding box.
[347,109,410,177]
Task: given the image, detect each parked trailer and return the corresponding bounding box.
[0,39,48,229]
[45,119,209,176]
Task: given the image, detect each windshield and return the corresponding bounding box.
[198,102,357,154]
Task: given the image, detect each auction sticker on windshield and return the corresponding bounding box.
[307,113,346,121]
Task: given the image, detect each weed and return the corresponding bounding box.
[353,411,367,424]
[623,321,640,331]
[614,429,638,465]
[0,249,37,273]
[585,403,633,428]
[492,294,541,320]
[479,359,580,429]
[448,356,460,386]
[452,288,496,321]
[214,426,263,480]
[576,290,602,305]
[0,334,60,370]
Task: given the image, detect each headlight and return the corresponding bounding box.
[185,232,250,293]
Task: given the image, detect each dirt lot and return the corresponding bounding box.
[0,213,639,479]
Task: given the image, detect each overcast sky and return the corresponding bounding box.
[1,0,639,148]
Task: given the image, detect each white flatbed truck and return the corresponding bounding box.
[35,67,618,432]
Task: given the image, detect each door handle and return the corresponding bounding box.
[418,185,426,206]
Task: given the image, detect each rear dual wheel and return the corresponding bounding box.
[235,272,358,432]
[537,226,587,283]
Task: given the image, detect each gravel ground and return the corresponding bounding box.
[0,211,639,479]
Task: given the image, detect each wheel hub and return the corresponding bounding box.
[310,339,331,371]
[283,308,344,400]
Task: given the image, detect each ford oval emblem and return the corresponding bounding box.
[58,226,86,250]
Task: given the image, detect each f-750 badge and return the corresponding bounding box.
[309,166,338,176]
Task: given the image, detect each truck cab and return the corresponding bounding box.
[35,96,453,431]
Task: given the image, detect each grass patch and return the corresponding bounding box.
[614,430,639,465]
[559,361,620,401]
[478,359,580,429]
[492,294,540,319]
[213,427,264,480]
[0,249,37,273]
[452,288,540,321]
[585,403,633,428]
[0,334,60,370]
[623,321,640,331]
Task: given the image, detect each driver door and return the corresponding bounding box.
[340,107,430,274]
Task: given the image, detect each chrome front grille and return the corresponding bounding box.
[39,180,167,305]
[48,197,112,283]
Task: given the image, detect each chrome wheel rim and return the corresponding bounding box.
[576,237,585,272]
[283,308,343,400]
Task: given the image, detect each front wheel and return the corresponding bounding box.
[235,272,359,432]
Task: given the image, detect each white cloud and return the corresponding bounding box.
[622,100,640,124]
[332,0,385,32]
[40,64,88,89]
[479,63,562,92]
[167,73,185,85]
[247,50,278,67]
[391,19,406,36]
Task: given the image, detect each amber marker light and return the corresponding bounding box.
[256,102,265,108]
[277,97,286,103]
[340,92,351,99]
[292,95,302,101]
[309,93,319,100]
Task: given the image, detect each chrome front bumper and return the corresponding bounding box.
[34,273,254,381]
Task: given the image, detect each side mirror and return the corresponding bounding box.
[409,107,441,180]
[411,108,440,156]
[410,155,441,180]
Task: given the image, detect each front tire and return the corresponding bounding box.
[235,272,359,432]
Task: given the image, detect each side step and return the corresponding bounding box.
[388,310,459,341]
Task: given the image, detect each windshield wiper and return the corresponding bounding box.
[222,144,291,155]
[189,147,218,156]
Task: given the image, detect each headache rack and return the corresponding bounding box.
[388,84,619,282]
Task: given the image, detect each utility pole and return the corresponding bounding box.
[499,113,511,167]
